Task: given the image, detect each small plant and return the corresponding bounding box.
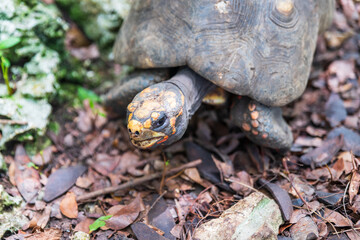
[0,37,21,95]
[77,86,107,117]
[26,162,39,170]
[89,215,113,233]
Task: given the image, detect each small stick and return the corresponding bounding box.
[0,119,27,125]
[76,159,202,202]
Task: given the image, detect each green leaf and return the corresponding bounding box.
[89,215,112,233]
[98,111,107,118]
[27,162,39,170]
[1,56,10,68]
[0,37,21,50]
[48,121,60,134]
[77,87,101,104]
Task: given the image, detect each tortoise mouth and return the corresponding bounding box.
[131,137,163,149]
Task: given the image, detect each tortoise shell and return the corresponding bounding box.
[114,0,334,107]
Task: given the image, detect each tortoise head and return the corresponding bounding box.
[127,82,187,149]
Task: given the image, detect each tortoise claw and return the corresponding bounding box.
[231,97,293,150]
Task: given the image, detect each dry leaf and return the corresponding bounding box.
[349,172,360,204]
[106,194,144,230]
[324,208,352,227]
[14,145,41,203]
[23,228,62,240]
[229,171,253,196]
[331,157,345,181]
[43,165,86,202]
[60,192,78,219]
[75,218,95,233]
[37,206,52,229]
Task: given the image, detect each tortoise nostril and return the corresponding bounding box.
[135,131,140,136]
[128,128,132,133]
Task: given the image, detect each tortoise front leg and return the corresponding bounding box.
[103,69,169,118]
[230,97,293,151]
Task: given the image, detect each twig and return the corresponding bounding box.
[159,152,167,194]
[225,178,260,193]
[76,160,202,202]
[0,119,27,125]
[149,191,168,213]
[281,158,311,211]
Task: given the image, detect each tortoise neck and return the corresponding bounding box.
[167,67,215,117]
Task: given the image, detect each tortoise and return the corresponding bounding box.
[104,0,335,150]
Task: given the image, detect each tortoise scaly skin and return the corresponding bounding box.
[105,0,335,150]
[231,97,293,150]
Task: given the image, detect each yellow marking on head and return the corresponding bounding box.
[177,108,183,117]
[128,113,133,122]
[134,101,163,119]
[151,112,160,120]
[144,118,152,129]
[170,117,177,134]
[128,119,143,133]
[166,97,177,109]
[165,91,176,97]
[139,87,157,97]
[181,93,185,105]
[127,102,137,112]
[134,109,151,119]
[142,100,161,110]
[157,135,169,144]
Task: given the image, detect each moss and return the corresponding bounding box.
[0,185,27,238]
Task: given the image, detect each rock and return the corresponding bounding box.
[193,192,283,240]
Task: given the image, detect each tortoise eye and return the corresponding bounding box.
[153,113,167,129]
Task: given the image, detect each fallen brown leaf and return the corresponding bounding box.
[14,145,41,203]
[229,171,253,196]
[74,217,95,233]
[349,171,360,204]
[60,192,78,219]
[324,208,352,227]
[290,216,319,239]
[43,165,87,202]
[106,194,144,230]
[23,228,61,240]
[32,146,55,166]
[36,206,52,229]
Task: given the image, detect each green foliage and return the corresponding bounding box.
[48,121,60,134]
[77,86,106,117]
[26,162,39,170]
[0,37,21,50]
[77,87,101,104]
[89,215,112,233]
[0,0,66,148]
[0,37,21,95]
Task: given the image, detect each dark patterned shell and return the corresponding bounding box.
[114,0,334,106]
